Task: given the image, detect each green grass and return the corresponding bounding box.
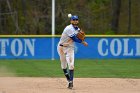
[0,59,140,78]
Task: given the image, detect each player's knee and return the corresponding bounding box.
[61,62,67,69]
[69,63,74,70]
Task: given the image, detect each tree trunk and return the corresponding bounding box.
[111,0,121,34]
[128,0,131,34]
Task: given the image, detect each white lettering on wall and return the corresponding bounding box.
[24,39,35,56]
[0,39,35,57]
[135,39,140,56]
[110,39,122,56]
[11,39,23,56]
[0,39,9,56]
[98,38,108,56]
[123,39,133,56]
[98,38,140,57]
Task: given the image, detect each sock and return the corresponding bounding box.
[63,69,70,81]
[69,70,74,82]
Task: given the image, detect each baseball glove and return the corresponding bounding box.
[76,30,85,41]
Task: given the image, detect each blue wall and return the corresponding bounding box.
[0,37,140,59]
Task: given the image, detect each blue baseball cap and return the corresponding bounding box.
[70,15,78,20]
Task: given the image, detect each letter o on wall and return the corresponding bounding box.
[110,39,122,56]
[11,39,23,56]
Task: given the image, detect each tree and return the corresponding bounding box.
[128,0,131,34]
[111,0,121,34]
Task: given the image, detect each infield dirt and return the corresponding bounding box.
[0,77,140,93]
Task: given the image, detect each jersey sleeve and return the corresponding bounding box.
[70,35,82,43]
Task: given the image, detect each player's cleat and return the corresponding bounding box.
[67,81,73,89]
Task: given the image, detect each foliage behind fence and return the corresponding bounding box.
[0,0,140,35]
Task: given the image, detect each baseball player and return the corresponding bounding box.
[57,15,88,89]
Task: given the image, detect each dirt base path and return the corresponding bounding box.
[0,77,140,93]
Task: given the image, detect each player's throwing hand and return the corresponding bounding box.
[82,41,88,46]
